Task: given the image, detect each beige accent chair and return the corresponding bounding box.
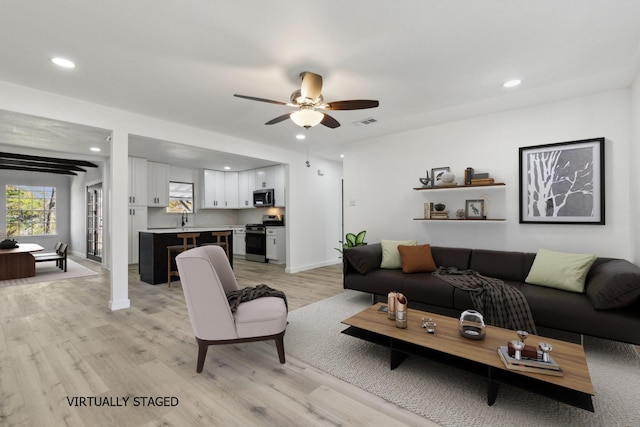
[176,245,287,373]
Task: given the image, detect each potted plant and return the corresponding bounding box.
[336,230,367,255]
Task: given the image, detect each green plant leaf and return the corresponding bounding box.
[355,230,366,244]
[345,233,357,247]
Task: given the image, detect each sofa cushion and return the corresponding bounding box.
[381,239,417,269]
[525,248,596,293]
[469,249,529,281]
[431,246,472,270]
[398,244,437,273]
[585,259,640,309]
[403,273,455,308]
[343,243,382,275]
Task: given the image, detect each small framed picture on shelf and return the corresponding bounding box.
[431,167,450,187]
[465,199,485,219]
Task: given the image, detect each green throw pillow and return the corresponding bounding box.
[525,248,596,293]
[381,239,417,269]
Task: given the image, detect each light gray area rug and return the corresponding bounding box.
[0,259,97,288]
[284,291,640,427]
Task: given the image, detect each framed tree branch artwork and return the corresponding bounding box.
[519,137,604,224]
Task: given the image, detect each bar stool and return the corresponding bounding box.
[167,233,200,287]
[202,231,232,259]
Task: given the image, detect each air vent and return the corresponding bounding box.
[353,117,378,126]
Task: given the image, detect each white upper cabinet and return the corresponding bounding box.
[255,165,286,207]
[147,161,169,207]
[255,166,274,190]
[273,164,285,207]
[201,164,285,209]
[224,172,239,208]
[202,169,225,208]
[238,170,256,208]
[128,157,148,206]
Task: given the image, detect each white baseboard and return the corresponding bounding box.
[285,258,341,273]
[109,299,131,311]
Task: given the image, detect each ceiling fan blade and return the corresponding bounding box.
[234,94,288,106]
[265,113,292,125]
[320,113,340,129]
[322,100,379,110]
[300,72,323,100]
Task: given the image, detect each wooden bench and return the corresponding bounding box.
[34,242,68,272]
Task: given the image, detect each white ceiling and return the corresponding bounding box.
[0,1,639,168]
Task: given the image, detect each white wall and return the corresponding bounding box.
[631,70,640,265]
[344,89,633,260]
[286,157,344,272]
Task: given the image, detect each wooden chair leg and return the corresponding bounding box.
[275,332,286,364]
[196,339,209,373]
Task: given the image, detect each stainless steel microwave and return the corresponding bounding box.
[253,189,274,207]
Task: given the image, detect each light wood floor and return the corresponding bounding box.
[0,256,438,427]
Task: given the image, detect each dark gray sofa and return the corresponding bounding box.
[343,243,640,345]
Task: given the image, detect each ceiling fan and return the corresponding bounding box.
[234,71,379,129]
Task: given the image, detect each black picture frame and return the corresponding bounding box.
[431,166,450,187]
[465,199,485,219]
[519,137,604,224]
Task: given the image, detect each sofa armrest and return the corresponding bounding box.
[343,243,382,275]
[585,259,640,309]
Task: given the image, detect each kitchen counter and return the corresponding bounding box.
[139,228,235,285]
[144,226,245,233]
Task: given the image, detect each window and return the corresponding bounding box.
[5,185,56,237]
[167,182,193,213]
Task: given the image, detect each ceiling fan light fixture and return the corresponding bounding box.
[290,109,324,128]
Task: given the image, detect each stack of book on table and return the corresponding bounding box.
[497,346,564,376]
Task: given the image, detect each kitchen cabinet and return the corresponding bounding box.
[273,164,285,207]
[238,170,256,208]
[147,161,169,207]
[128,157,147,206]
[255,166,274,190]
[224,172,239,208]
[266,227,285,264]
[255,165,286,207]
[233,228,246,256]
[202,169,225,208]
[202,169,241,208]
[128,206,147,264]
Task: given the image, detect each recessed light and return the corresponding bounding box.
[296,134,306,140]
[223,166,231,170]
[90,147,101,152]
[503,79,522,88]
[340,154,344,158]
[51,57,76,68]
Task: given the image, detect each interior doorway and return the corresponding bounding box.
[86,183,103,262]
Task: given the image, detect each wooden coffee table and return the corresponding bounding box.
[342,303,594,411]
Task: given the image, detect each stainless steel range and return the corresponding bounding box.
[245,215,284,262]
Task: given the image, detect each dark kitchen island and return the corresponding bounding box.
[139,228,236,285]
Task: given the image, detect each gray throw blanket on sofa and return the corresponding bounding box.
[227,284,288,313]
[433,266,537,334]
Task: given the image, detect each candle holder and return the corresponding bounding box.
[539,342,553,363]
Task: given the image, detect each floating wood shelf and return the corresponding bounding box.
[413,218,506,222]
[412,183,505,191]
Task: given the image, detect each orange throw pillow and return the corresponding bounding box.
[398,244,437,273]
